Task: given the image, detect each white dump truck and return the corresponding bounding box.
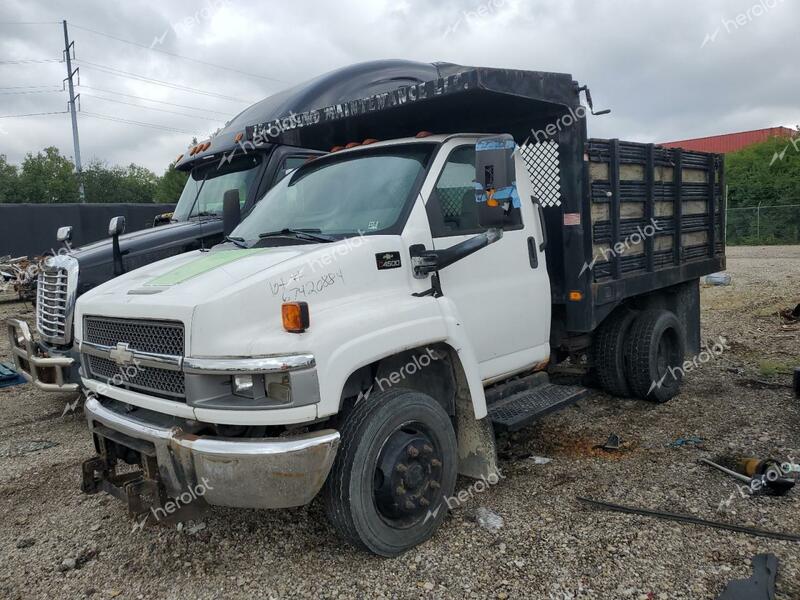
[75,66,725,555]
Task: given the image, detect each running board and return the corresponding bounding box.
[488,383,589,432]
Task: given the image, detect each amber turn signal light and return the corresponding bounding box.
[282,302,310,333]
[568,291,583,302]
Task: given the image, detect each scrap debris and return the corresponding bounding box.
[0,362,26,389]
[705,272,732,286]
[717,554,778,600]
[670,436,706,449]
[700,457,796,496]
[577,496,800,543]
[0,255,42,302]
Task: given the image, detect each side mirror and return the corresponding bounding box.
[153,212,173,227]
[223,189,242,237]
[109,216,126,276]
[56,226,73,244]
[475,134,516,194]
[108,216,126,237]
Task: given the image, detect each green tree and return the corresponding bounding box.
[0,155,20,202]
[83,161,158,203]
[155,162,189,204]
[18,147,79,203]
[726,130,800,244]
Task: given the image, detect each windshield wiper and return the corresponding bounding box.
[258,228,336,242]
[225,236,248,248]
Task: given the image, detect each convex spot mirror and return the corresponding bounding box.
[108,216,126,237]
[56,226,72,243]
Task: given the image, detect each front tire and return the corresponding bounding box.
[322,388,458,556]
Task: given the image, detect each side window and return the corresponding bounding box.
[427,145,522,238]
[273,155,313,185]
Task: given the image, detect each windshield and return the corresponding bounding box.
[172,154,264,222]
[232,145,433,243]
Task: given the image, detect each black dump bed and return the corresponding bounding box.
[243,64,725,333]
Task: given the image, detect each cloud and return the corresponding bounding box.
[0,0,798,175]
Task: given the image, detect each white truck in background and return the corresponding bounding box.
[74,66,725,555]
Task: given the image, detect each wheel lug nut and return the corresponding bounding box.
[407,446,420,458]
[422,444,433,453]
[404,500,415,511]
[430,458,442,467]
[396,463,408,473]
[395,485,406,496]
[419,497,430,506]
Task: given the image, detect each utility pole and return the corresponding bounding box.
[62,20,85,203]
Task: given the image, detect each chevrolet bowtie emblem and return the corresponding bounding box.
[109,342,134,366]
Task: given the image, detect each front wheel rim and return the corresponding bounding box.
[372,422,443,529]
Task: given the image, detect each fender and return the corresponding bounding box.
[319,296,487,420]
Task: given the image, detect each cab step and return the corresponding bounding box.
[488,383,589,432]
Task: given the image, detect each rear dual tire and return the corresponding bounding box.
[624,310,685,403]
[593,308,686,403]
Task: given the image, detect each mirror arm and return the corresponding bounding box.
[531,196,548,251]
[410,228,504,282]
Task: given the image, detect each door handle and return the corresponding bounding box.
[527,237,538,269]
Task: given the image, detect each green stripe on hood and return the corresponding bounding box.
[146,249,267,287]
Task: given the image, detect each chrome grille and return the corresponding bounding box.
[86,354,186,400]
[83,317,185,356]
[36,268,69,342]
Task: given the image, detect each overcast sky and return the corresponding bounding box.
[1,0,798,175]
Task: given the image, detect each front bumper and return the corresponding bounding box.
[82,396,340,511]
[6,319,80,392]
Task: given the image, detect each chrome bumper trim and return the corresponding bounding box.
[183,354,316,374]
[6,319,79,392]
[84,396,339,509]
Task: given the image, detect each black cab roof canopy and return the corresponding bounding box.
[245,66,582,152]
[177,59,465,170]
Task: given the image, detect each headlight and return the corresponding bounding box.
[232,374,255,396]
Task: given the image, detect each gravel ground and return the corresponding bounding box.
[0,245,798,599]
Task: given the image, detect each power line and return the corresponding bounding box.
[0,110,69,119]
[77,84,231,117]
[0,84,62,90]
[83,93,222,122]
[69,23,288,84]
[0,89,63,95]
[81,110,198,135]
[76,59,252,103]
[0,21,61,25]
[0,58,62,65]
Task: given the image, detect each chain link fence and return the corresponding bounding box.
[726,203,800,245]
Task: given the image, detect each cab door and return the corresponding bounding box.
[422,140,551,382]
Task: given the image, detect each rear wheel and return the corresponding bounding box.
[624,309,686,403]
[592,309,637,397]
[322,388,457,556]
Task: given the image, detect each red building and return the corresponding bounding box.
[660,127,795,154]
